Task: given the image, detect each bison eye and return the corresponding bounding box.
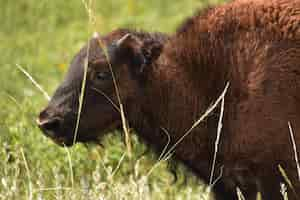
[95,71,111,81]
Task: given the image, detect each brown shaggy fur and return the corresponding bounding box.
[131,0,300,199]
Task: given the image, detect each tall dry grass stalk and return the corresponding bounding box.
[16,64,50,101]
[146,83,229,179]
[83,3,134,158]
[72,0,95,146]
[288,122,300,181]
[161,82,230,162]
[64,146,74,188]
[209,93,225,185]
[21,148,33,200]
[236,187,245,200]
[280,183,289,200]
[95,38,133,158]
[78,1,133,184]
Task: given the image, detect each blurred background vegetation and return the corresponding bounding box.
[0,0,226,199]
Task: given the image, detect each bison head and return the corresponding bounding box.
[37,30,165,146]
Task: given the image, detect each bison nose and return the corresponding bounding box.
[37,117,61,132]
[37,109,62,137]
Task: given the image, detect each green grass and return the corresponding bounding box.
[0,0,225,199]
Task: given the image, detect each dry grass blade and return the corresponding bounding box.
[278,164,298,198]
[83,0,132,157]
[81,0,128,181]
[211,165,224,187]
[81,0,96,26]
[20,148,33,200]
[280,183,289,200]
[157,127,171,162]
[256,192,262,200]
[72,0,95,146]
[111,152,127,178]
[64,146,74,188]
[146,152,173,178]
[72,55,89,145]
[209,94,225,185]
[288,121,300,181]
[146,127,172,177]
[236,187,245,200]
[161,82,230,161]
[92,87,121,113]
[5,93,22,109]
[16,64,50,101]
[96,36,132,158]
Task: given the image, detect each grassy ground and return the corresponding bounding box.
[0,0,226,199]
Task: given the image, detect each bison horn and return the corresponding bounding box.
[116,33,132,47]
[116,33,143,51]
[92,32,100,38]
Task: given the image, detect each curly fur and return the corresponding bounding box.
[129,0,300,199]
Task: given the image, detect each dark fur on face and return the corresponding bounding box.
[38,29,168,146]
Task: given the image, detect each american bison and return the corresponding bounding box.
[37,0,300,199]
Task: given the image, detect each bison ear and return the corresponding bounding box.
[142,39,163,65]
[93,32,100,38]
[116,33,163,74]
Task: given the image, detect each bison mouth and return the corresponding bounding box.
[37,117,121,147]
[37,127,94,147]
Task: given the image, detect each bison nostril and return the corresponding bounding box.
[37,117,61,132]
[44,119,60,130]
[39,109,51,121]
[38,107,63,132]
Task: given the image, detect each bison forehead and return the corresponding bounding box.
[64,38,106,82]
[66,38,122,82]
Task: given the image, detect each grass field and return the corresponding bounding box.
[0,0,226,199]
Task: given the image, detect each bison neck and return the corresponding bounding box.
[127,7,238,181]
[128,42,230,182]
